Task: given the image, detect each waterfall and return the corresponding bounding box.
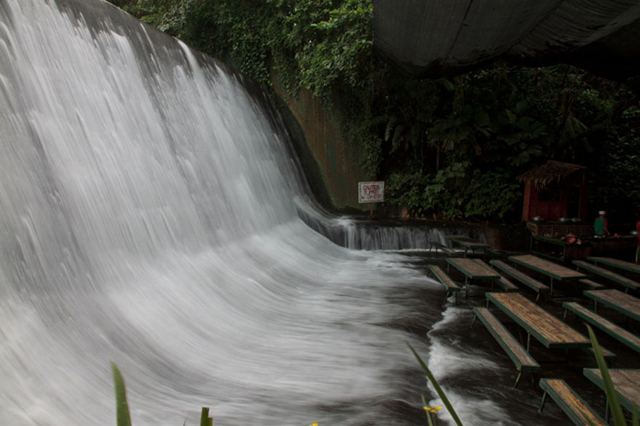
[0,1,440,424]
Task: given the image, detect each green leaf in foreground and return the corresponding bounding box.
[408,343,464,426]
[586,325,626,426]
[111,363,132,426]
[200,407,213,426]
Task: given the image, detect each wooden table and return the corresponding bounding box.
[449,236,489,256]
[446,258,500,286]
[583,368,640,414]
[587,257,640,275]
[509,254,586,294]
[486,292,590,351]
[584,289,640,322]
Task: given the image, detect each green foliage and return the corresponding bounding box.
[108,0,640,221]
[587,325,639,426]
[408,343,464,426]
[200,407,213,426]
[112,363,132,426]
[380,65,639,221]
[110,0,373,99]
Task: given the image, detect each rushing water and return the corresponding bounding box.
[0,1,525,425]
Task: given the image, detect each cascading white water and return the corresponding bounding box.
[0,0,444,425]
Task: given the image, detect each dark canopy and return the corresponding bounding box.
[374,0,640,85]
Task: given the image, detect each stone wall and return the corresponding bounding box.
[273,83,368,211]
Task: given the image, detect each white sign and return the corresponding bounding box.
[358,181,384,203]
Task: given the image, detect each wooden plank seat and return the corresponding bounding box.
[473,307,539,387]
[584,368,640,415]
[585,346,617,362]
[538,379,606,426]
[573,260,640,293]
[496,276,520,292]
[579,279,605,290]
[487,292,589,350]
[563,302,640,353]
[472,259,519,292]
[587,256,640,275]
[584,289,640,322]
[427,265,461,297]
[490,260,549,301]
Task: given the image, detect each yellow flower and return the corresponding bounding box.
[311,423,319,426]
[423,405,442,414]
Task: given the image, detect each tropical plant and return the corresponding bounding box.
[587,325,639,426]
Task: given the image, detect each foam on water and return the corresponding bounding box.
[0,0,510,425]
[426,306,518,426]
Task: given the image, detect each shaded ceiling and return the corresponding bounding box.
[373,0,640,85]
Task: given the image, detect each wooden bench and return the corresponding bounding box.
[584,368,640,416]
[579,279,605,290]
[563,302,640,353]
[427,265,461,298]
[538,379,606,425]
[587,256,640,275]
[584,289,640,322]
[473,307,540,387]
[573,261,640,293]
[490,260,549,301]
[495,276,519,292]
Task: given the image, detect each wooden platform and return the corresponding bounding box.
[486,292,589,349]
[446,258,500,283]
[583,368,640,414]
[579,279,605,290]
[427,265,461,296]
[490,260,549,301]
[496,276,520,292]
[587,256,640,275]
[509,254,585,294]
[511,254,586,280]
[584,289,640,322]
[563,302,640,353]
[573,260,640,292]
[539,379,606,426]
[449,236,489,256]
[473,307,539,386]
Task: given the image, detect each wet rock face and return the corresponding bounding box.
[373,0,640,81]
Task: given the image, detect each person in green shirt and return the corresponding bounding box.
[593,210,609,238]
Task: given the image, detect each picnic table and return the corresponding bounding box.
[509,254,586,294]
[583,368,640,414]
[584,289,640,322]
[587,257,640,275]
[449,236,489,256]
[486,292,590,351]
[446,258,500,286]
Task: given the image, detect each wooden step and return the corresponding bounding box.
[579,279,605,290]
[427,265,461,294]
[490,260,549,300]
[573,261,640,292]
[539,378,606,426]
[496,276,520,292]
[473,307,539,386]
[585,289,640,322]
[563,302,640,353]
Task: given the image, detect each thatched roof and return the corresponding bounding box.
[518,161,585,189]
